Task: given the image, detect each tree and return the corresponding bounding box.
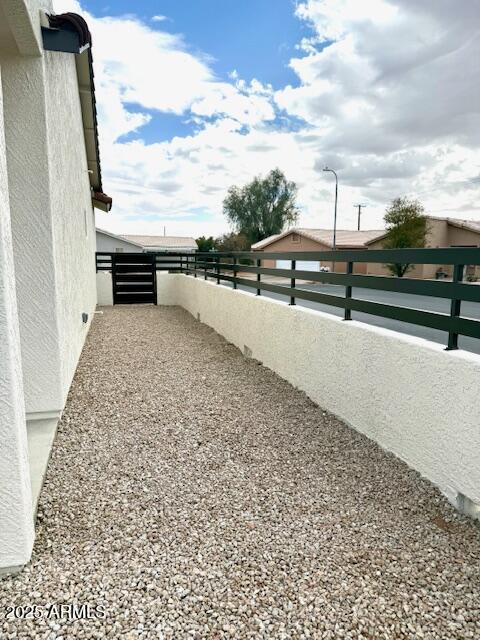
[215,232,251,264]
[383,197,428,277]
[214,232,249,252]
[223,168,299,246]
[196,236,216,252]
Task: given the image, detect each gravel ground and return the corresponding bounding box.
[1,305,479,639]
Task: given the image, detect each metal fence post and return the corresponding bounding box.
[446,263,464,350]
[344,261,353,320]
[290,259,296,305]
[194,253,197,278]
[216,256,220,284]
[233,256,237,289]
[256,258,261,295]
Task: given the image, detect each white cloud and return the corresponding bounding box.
[53,0,480,237]
[151,15,167,22]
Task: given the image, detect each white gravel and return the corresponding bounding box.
[1,305,479,639]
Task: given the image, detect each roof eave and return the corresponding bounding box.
[41,12,112,212]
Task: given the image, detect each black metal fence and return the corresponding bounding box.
[96,248,480,350]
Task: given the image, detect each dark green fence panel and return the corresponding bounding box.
[95,248,480,349]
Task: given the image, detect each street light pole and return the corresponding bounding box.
[323,167,338,269]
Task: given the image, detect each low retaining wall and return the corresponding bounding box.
[99,272,480,518]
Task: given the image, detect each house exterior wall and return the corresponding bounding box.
[1,14,97,418]
[254,233,367,274]
[367,219,480,279]
[447,226,480,279]
[0,0,101,572]
[96,231,143,253]
[366,236,425,278]
[0,26,34,573]
[44,49,97,404]
[1,52,64,417]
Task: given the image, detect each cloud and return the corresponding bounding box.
[151,15,168,22]
[53,0,480,237]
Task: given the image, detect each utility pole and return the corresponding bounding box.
[354,203,367,231]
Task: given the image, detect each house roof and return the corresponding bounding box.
[96,228,144,248]
[251,228,385,250]
[42,12,112,212]
[444,217,480,234]
[122,235,197,249]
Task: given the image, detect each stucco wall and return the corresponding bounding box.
[96,272,180,306]
[44,50,96,404]
[448,225,480,247]
[0,68,34,571]
[254,233,366,274]
[157,274,480,517]
[1,32,96,417]
[96,232,143,253]
[366,219,480,279]
[1,53,64,416]
[96,272,113,306]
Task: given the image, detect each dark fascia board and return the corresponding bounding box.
[41,26,90,55]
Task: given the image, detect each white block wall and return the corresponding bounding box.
[169,275,480,516]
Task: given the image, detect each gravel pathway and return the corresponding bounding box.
[1,305,479,639]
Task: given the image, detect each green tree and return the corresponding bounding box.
[214,232,249,252]
[383,197,428,277]
[196,236,216,252]
[223,168,299,246]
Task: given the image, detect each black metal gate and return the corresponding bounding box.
[112,253,157,305]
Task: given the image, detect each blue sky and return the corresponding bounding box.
[85,0,312,146]
[55,0,480,237]
[83,0,307,87]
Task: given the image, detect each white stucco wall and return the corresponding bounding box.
[44,50,96,404]
[0,68,34,571]
[96,272,177,306]
[96,231,143,253]
[96,272,113,306]
[156,275,480,517]
[1,20,96,417]
[1,52,63,417]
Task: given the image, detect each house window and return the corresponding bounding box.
[291,233,300,243]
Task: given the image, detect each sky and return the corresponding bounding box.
[53,0,480,238]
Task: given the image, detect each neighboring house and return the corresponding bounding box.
[96,228,144,253]
[121,235,197,253]
[96,230,197,253]
[366,216,480,279]
[0,3,111,572]
[252,228,384,274]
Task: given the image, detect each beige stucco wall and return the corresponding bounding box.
[367,219,480,279]
[255,233,367,274]
[447,226,480,279]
